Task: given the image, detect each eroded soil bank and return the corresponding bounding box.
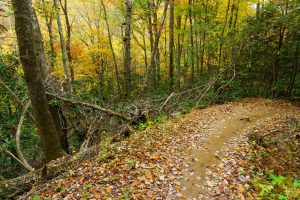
[24,99,299,199]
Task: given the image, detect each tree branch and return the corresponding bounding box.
[46,92,132,121]
[16,101,35,172]
[0,77,36,123]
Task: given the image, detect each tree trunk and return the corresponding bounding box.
[100,0,122,95]
[12,0,66,162]
[124,0,132,96]
[286,39,299,98]
[176,15,182,87]
[153,4,161,86]
[147,1,169,87]
[147,0,154,52]
[59,0,75,83]
[270,25,285,97]
[54,0,72,93]
[42,0,56,70]
[188,0,195,83]
[169,0,175,91]
[218,0,230,66]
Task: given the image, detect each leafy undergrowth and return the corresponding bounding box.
[24,98,299,200]
[248,115,300,199]
[202,111,300,199]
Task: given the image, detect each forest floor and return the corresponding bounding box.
[24,98,300,200]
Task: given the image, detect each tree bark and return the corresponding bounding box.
[124,0,133,96]
[176,15,182,87]
[147,0,169,87]
[41,0,56,70]
[218,0,230,66]
[59,0,75,83]
[169,0,175,91]
[188,0,195,83]
[54,0,72,93]
[100,0,122,95]
[12,0,66,162]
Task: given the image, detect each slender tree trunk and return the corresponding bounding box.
[228,0,235,28]
[47,18,56,70]
[188,0,195,83]
[41,0,56,70]
[147,1,169,87]
[153,4,160,85]
[12,0,66,162]
[218,0,230,66]
[54,0,72,94]
[132,31,148,73]
[233,0,239,28]
[100,0,121,95]
[169,0,175,91]
[59,0,74,83]
[147,0,154,52]
[286,40,299,98]
[124,0,132,96]
[271,25,285,97]
[176,15,182,87]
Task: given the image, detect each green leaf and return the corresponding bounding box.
[258,184,274,196]
[270,174,286,186]
[278,194,288,200]
[293,179,300,187]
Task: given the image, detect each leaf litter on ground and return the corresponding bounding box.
[25,99,300,199]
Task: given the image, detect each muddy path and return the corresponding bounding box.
[181,109,290,199]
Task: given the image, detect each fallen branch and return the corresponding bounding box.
[209,67,236,104]
[80,116,100,150]
[46,92,132,121]
[16,101,35,172]
[3,149,32,172]
[159,92,174,112]
[0,146,99,199]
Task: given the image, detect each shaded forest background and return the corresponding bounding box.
[0,0,299,180]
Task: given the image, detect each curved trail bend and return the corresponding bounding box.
[27,99,300,199]
[181,109,282,199]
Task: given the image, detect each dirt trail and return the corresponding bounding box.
[181,109,282,199]
[26,99,299,199]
